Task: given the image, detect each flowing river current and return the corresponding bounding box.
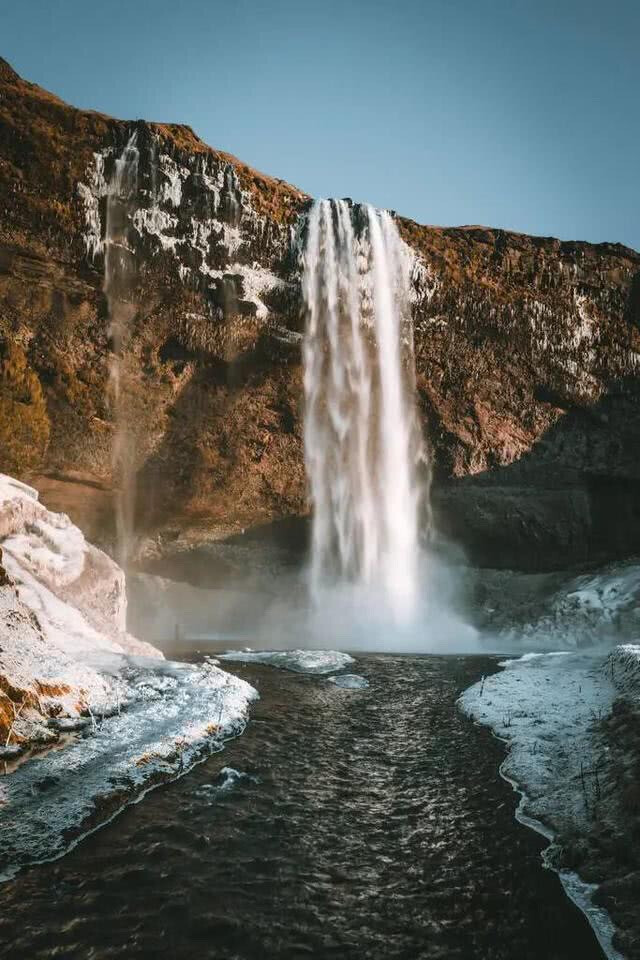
[0,655,604,960]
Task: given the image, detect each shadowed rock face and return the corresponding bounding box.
[0,57,638,570]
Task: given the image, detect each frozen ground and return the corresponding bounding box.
[0,475,257,876]
[476,560,640,651]
[462,557,640,958]
[461,643,640,960]
[0,657,256,880]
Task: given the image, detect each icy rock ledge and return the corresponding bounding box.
[0,473,161,751]
[459,651,623,960]
[0,474,257,877]
[219,649,355,675]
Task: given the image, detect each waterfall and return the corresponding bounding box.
[302,199,425,623]
[104,133,139,567]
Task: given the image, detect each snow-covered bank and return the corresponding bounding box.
[0,475,257,877]
[460,648,640,960]
[0,657,256,880]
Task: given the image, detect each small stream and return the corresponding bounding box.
[0,655,604,959]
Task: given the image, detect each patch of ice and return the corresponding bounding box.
[132,207,179,251]
[201,163,223,209]
[0,473,146,650]
[571,292,595,349]
[328,674,369,689]
[497,651,571,668]
[158,154,190,207]
[194,766,260,802]
[219,649,355,675]
[232,263,285,319]
[77,151,109,259]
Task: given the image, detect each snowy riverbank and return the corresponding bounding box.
[460,644,640,960]
[0,474,257,878]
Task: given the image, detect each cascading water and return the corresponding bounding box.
[302,199,426,624]
[104,133,139,567]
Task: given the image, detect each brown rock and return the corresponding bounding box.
[0,59,638,570]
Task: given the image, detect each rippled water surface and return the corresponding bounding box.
[0,655,604,959]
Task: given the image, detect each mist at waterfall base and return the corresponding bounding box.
[258,547,479,654]
[130,538,479,654]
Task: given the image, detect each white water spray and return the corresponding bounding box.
[302,199,426,623]
[104,133,139,566]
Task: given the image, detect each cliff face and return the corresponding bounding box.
[1,57,639,570]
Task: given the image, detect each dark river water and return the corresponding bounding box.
[0,655,604,960]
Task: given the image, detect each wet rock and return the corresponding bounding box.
[0,59,638,570]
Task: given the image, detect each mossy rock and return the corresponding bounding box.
[0,339,50,473]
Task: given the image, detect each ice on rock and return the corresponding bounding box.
[479,560,640,650]
[219,649,355,675]
[607,643,640,702]
[0,474,258,878]
[78,147,294,325]
[0,658,257,880]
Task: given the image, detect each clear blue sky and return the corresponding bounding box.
[2,0,639,249]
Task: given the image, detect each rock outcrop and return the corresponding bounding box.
[0,475,258,881]
[1,57,639,570]
[0,473,160,751]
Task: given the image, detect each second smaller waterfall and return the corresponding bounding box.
[104,133,139,567]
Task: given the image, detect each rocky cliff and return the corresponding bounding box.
[1,57,639,571]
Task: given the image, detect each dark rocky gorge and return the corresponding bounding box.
[1,56,639,573]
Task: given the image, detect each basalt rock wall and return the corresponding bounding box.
[1,57,639,570]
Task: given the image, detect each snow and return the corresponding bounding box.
[328,674,369,689]
[132,207,179,251]
[158,154,189,208]
[478,560,640,650]
[0,658,256,880]
[78,147,293,324]
[460,651,623,960]
[77,151,109,258]
[219,649,355,675]
[0,474,258,877]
